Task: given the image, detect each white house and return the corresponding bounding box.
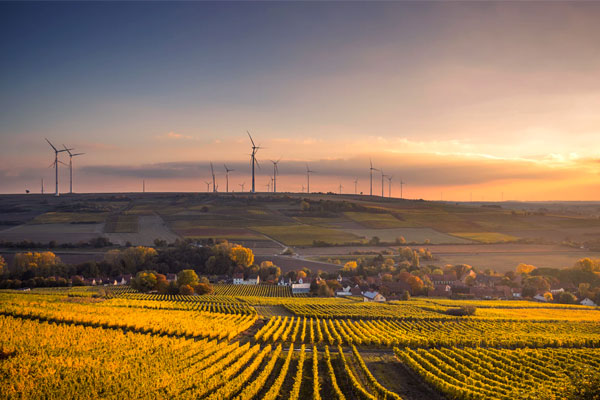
[550,288,565,295]
[246,275,260,285]
[581,298,598,307]
[233,273,245,285]
[292,283,311,294]
[363,291,386,302]
[336,286,352,297]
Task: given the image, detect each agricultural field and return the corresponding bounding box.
[104,214,139,233]
[1,289,599,399]
[250,224,362,246]
[343,227,471,244]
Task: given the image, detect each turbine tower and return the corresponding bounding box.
[339,183,343,195]
[224,164,234,193]
[369,159,378,196]
[41,178,44,194]
[306,164,315,193]
[247,131,261,193]
[204,181,211,192]
[239,182,245,192]
[400,180,405,199]
[45,138,70,196]
[270,159,280,193]
[387,175,393,198]
[381,169,387,197]
[265,180,271,192]
[63,145,84,194]
[353,178,358,195]
[210,162,216,193]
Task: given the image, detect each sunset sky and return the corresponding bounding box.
[1,2,599,200]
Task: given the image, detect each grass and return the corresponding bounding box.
[31,212,108,224]
[343,227,472,244]
[450,232,519,243]
[344,212,413,228]
[249,225,362,246]
[175,227,265,240]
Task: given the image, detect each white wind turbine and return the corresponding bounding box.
[306,164,315,193]
[45,138,71,196]
[224,164,234,193]
[63,145,84,194]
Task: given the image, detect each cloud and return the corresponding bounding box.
[156,131,195,141]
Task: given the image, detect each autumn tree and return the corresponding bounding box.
[229,245,254,268]
[0,255,5,275]
[194,282,213,295]
[406,275,424,294]
[177,269,199,288]
[342,261,357,272]
[516,263,537,275]
[131,271,158,292]
[179,284,194,295]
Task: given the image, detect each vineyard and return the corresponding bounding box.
[1,290,599,399]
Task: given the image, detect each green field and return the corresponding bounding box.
[450,231,519,243]
[31,211,108,224]
[250,224,362,246]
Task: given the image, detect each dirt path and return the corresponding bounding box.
[361,351,447,400]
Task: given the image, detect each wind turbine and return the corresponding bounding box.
[369,158,379,196]
[265,180,271,192]
[143,180,145,193]
[380,169,387,197]
[204,181,211,192]
[353,178,358,195]
[224,164,234,193]
[63,145,84,194]
[41,178,44,194]
[339,183,343,195]
[247,131,261,193]
[239,182,245,192]
[270,159,280,193]
[210,162,216,193]
[400,180,405,199]
[45,138,70,196]
[387,175,393,198]
[306,164,315,193]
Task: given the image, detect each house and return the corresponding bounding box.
[292,283,311,294]
[550,288,565,295]
[117,274,132,285]
[336,285,352,297]
[246,275,260,285]
[350,286,362,296]
[166,273,178,282]
[581,298,597,307]
[511,289,522,298]
[232,273,245,285]
[430,284,452,298]
[363,291,386,302]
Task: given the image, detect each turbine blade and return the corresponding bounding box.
[45,138,57,151]
[247,131,256,147]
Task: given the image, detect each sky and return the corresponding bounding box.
[1,1,599,200]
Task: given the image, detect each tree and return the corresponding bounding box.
[131,271,158,293]
[179,284,194,295]
[342,261,357,272]
[297,270,307,281]
[406,275,424,294]
[229,245,254,268]
[523,276,550,293]
[557,291,577,304]
[400,290,411,301]
[396,236,406,245]
[0,255,6,275]
[516,263,537,275]
[543,292,553,302]
[573,258,600,272]
[579,283,591,299]
[177,269,199,288]
[194,283,213,295]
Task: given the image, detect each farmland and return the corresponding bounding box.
[1,289,599,399]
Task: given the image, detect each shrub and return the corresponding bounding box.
[446,305,476,316]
